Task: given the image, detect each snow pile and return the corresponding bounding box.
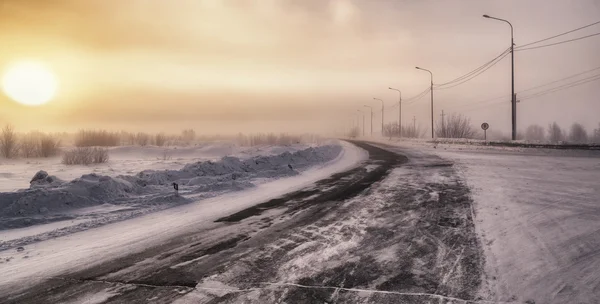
[127,145,342,187]
[0,145,342,229]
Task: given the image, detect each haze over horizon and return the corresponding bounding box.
[1,0,599,135]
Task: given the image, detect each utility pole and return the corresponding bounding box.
[357,110,364,136]
[413,116,416,132]
[416,67,434,138]
[483,14,516,140]
[373,98,384,136]
[389,88,401,137]
[440,110,446,138]
[364,105,373,136]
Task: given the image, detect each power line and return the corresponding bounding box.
[434,47,511,87]
[518,65,600,93]
[517,20,600,48]
[403,87,430,103]
[405,90,431,105]
[516,32,600,51]
[444,65,600,110]
[520,73,600,100]
[435,51,510,90]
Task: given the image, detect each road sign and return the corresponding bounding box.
[481,123,489,141]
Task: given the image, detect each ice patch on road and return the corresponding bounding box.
[64,288,120,304]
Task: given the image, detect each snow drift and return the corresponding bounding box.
[0,145,342,230]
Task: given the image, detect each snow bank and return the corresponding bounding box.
[0,145,342,229]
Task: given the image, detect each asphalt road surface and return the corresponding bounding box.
[5,142,484,304]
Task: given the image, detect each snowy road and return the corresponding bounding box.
[372,140,600,304]
[2,142,484,303]
[436,148,600,304]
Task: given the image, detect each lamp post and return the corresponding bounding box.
[363,105,373,136]
[415,67,434,138]
[357,110,365,136]
[388,87,401,137]
[483,14,516,140]
[373,98,384,136]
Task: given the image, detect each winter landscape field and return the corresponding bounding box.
[1,137,599,304]
[2,1,600,303]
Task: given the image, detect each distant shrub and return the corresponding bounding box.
[525,125,545,141]
[20,133,39,158]
[0,124,18,158]
[161,149,172,160]
[155,133,167,147]
[120,131,136,145]
[135,132,150,146]
[235,133,320,146]
[39,136,61,157]
[435,114,476,139]
[18,132,61,158]
[62,147,109,165]
[181,129,195,143]
[75,130,119,147]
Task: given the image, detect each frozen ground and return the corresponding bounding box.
[370,137,600,304]
[0,141,340,250]
[0,141,367,298]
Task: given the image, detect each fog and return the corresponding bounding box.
[1,0,599,136]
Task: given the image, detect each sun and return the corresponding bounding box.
[1,61,58,106]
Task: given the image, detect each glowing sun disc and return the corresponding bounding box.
[1,62,58,106]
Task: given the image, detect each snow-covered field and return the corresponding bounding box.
[0,140,367,296]
[371,137,600,303]
[0,141,349,250]
[0,142,316,192]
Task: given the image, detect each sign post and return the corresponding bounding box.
[481,122,489,141]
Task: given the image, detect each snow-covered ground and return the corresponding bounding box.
[0,141,344,249]
[370,137,600,303]
[0,141,367,296]
[0,142,316,192]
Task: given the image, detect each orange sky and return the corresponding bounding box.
[1,0,599,135]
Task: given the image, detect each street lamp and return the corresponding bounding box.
[415,67,434,139]
[388,87,401,137]
[357,110,365,136]
[483,14,516,140]
[363,105,373,136]
[373,98,384,136]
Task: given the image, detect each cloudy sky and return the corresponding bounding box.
[1,0,599,135]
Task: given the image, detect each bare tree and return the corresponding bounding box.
[39,135,61,157]
[136,132,150,146]
[525,124,545,141]
[547,122,564,143]
[0,124,18,158]
[62,147,109,165]
[181,129,196,143]
[435,114,475,139]
[568,123,588,143]
[75,130,119,147]
[155,133,167,146]
[593,123,600,143]
[20,133,38,158]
